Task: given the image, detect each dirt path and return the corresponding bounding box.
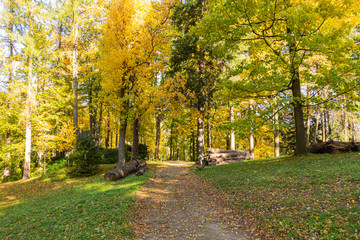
[134,161,252,240]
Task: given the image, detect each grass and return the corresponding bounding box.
[0,164,153,239]
[196,153,360,239]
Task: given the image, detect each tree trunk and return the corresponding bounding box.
[192,131,196,162]
[154,113,161,160]
[322,110,326,142]
[5,11,14,179]
[131,117,140,160]
[170,122,173,160]
[327,111,331,137]
[105,110,111,148]
[274,106,280,157]
[314,109,320,144]
[196,114,205,165]
[89,83,98,144]
[249,100,255,159]
[23,54,33,180]
[95,102,103,146]
[115,126,118,148]
[306,86,311,146]
[288,26,307,155]
[72,11,79,130]
[230,105,235,150]
[105,108,128,180]
[344,105,348,142]
[207,119,212,149]
[291,69,307,154]
[23,6,35,180]
[351,123,356,143]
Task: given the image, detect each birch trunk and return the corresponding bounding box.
[72,5,79,129]
[23,53,33,180]
[23,4,35,179]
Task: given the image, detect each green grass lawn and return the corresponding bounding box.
[0,164,152,239]
[196,153,360,239]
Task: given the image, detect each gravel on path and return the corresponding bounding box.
[134,161,254,240]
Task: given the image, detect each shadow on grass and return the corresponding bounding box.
[0,167,152,240]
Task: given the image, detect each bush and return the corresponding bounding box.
[96,144,149,165]
[68,134,100,177]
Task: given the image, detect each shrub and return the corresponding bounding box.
[68,134,100,177]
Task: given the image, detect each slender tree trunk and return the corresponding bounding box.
[189,134,193,161]
[196,113,205,165]
[105,110,111,148]
[23,54,34,180]
[131,118,140,159]
[154,113,161,160]
[322,110,327,142]
[306,85,311,146]
[23,5,35,180]
[274,105,280,157]
[5,11,14,179]
[344,105,348,142]
[89,84,98,144]
[314,109,320,144]
[351,123,356,143]
[249,100,255,160]
[111,131,113,148]
[170,122,173,160]
[192,131,196,162]
[230,105,235,150]
[207,119,212,149]
[95,102,103,146]
[327,111,331,137]
[72,12,79,130]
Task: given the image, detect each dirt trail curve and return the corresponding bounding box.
[134,161,252,240]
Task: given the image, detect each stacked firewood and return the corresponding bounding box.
[205,148,251,166]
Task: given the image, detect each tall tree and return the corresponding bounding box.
[196,0,359,154]
[102,0,173,180]
[170,0,222,165]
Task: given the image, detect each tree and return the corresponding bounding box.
[170,0,223,165]
[101,0,173,180]
[196,0,359,154]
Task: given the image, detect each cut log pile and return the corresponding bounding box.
[307,140,360,154]
[205,148,251,166]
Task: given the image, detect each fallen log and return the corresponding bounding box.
[307,140,360,154]
[104,160,148,181]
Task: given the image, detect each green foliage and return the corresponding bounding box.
[73,143,149,166]
[0,165,152,239]
[196,153,360,239]
[68,135,100,177]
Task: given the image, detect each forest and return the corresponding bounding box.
[0,0,359,181]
